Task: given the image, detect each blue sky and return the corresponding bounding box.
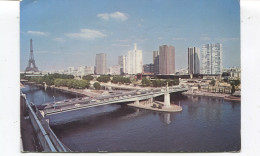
[21,0,240,71]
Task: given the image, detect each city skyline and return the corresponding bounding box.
[20,0,240,71]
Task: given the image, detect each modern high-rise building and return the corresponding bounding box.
[143,63,154,73]
[118,55,126,74]
[159,45,175,75]
[153,51,159,74]
[95,53,107,75]
[126,43,143,74]
[201,43,223,74]
[188,47,200,74]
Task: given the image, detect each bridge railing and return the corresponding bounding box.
[21,92,70,152]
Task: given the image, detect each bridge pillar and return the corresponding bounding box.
[149,97,153,103]
[135,100,139,105]
[164,82,171,107]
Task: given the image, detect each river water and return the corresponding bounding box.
[21,84,241,152]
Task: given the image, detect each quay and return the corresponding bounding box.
[128,101,182,112]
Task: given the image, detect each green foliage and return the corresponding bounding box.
[166,79,179,86]
[93,82,101,90]
[229,79,240,86]
[82,75,94,81]
[54,78,90,89]
[141,78,151,86]
[222,72,230,77]
[231,84,235,94]
[96,75,110,83]
[210,79,216,86]
[24,73,74,86]
[152,79,164,87]
[111,76,131,84]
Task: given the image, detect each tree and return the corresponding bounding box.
[210,79,216,86]
[97,75,110,83]
[93,82,101,90]
[141,78,151,86]
[82,75,94,81]
[231,84,235,94]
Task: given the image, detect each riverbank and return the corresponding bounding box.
[23,82,102,97]
[183,91,230,98]
[128,102,182,112]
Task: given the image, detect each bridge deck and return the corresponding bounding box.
[42,86,188,116]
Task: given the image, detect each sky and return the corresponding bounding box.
[20,0,240,72]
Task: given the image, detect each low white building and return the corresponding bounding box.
[109,65,121,75]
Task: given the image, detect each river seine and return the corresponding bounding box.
[22,84,240,152]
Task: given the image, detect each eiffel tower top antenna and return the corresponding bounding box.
[25,38,39,72]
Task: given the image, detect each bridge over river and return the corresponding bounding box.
[41,86,188,116]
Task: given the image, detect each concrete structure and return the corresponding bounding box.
[164,83,170,107]
[118,56,126,74]
[95,53,107,74]
[143,63,154,73]
[153,51,159,74]
[188,47,200,74]
[42,86,188,116]
[201,43,223,74]
[159,45,175,75]
[85,66,94,75]
[109,65,121,75]
[126,43,143,74]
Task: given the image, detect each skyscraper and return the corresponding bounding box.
[118,55,126,74]
[126,43,143,74]
[159,45,175,75]
[188,47,200,74]
[95,53,107,74]
[201,43,223,74]
[153,51,159,74]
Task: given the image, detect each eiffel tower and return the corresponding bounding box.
[25,39,39,72]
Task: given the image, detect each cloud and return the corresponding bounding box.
[27,30,48,36]
[97,11,128,21]
[52,37,65,42]
[65,29,106,40]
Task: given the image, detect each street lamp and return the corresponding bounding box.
[53,96,56,109]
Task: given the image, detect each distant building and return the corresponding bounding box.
[68,67,75,75]
[85,66,94,75]
[153,51,159,74]
[95,53,107,75]
[78,66,86,76]
[109,65,121,75]
[188,47,200,74]
[201,43,222,74]
[143,63,154,73]
[159,45,175,75]
[118,55,126,74]
[126,43,143,74]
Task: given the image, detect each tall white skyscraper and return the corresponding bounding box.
[201,43,222,74]
[126,43,143,74]
[188,47,200,74]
